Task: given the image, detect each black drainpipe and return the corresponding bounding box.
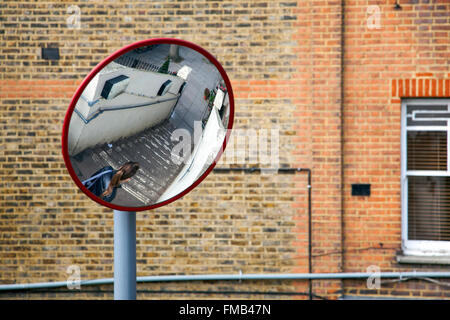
[213,167,313,299]
[340,0,346,293]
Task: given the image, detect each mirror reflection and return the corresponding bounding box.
[67,43,231,207]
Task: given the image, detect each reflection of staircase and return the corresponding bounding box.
[70,120,188,207]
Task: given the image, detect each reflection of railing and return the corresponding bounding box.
[115,55,177,76]
[74,94,180,124]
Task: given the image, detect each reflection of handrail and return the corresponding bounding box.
[74,94,180,124]
[80,94,101,107]
[80,89,170,108]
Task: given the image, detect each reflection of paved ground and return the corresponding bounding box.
[70,120,188,207]
[70,45,222,207]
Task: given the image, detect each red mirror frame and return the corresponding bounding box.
[62,38,234,211]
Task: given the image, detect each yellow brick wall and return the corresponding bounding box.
[1,0,449,300]
[0,0,312,300]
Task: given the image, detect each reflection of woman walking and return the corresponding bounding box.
[83,162,140,203]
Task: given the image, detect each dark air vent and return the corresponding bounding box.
[41,47,60,60]
[352,184,371,196]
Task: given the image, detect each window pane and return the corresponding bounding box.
[407,131,447,171]
[408,176,450,241]
[406,105,448,127]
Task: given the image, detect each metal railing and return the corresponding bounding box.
[115,55,177,76]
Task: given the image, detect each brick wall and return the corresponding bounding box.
[342,0,450,299]
[0,0,449,300]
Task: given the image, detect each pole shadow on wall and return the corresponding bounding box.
[62,38,234,300]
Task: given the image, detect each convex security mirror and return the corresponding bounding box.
[62,39,234,211]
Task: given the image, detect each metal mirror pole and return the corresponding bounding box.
[114,210,136,300]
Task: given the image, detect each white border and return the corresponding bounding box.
[401,98,450,255]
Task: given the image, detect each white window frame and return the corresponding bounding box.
[401,98,450,256]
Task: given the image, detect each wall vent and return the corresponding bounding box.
[41,47,60,60]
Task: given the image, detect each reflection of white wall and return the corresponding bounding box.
[158,107,226,203]
[213,89,224,110]
[68,62,185,156]
[68,97,178,155]
[82,63,183,106]
[177,65,192,80]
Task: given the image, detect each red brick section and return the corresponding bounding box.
[231,4,337,299]
[0,80,79,99]
[392,76,450,100]
[343,0,450,299]
[290,0,344,299]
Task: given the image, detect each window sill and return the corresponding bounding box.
[397,255,450,265]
